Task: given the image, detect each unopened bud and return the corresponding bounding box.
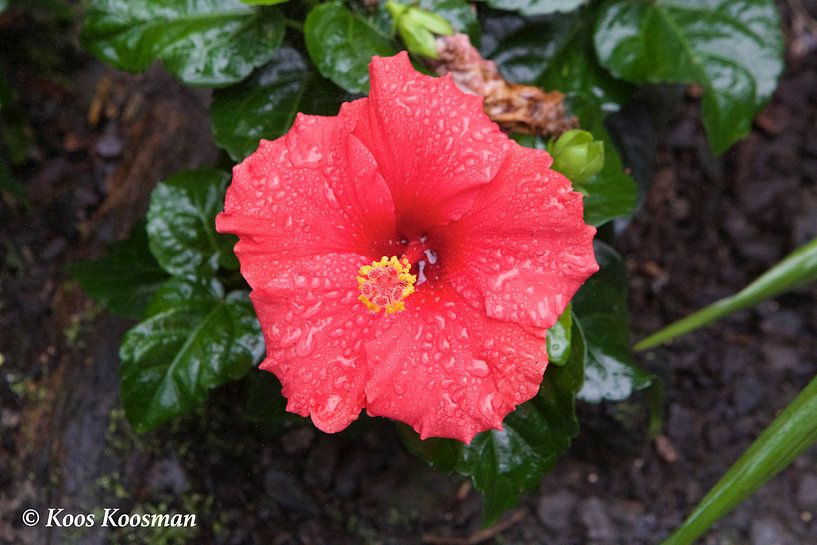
[549,129,604,186]
[386,0,453,59]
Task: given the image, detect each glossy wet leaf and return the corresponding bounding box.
[546,306,572,365]
[401,322,586,524]
[242,370,304,433]
[211,47,346,161]
[305,1,399,94]
[120,278,263,432]
[70,221,168,319]
[461,321,586,523]
[594,0,784,154]
[637,238,817,350]
[397,423,462,473]
[490,11,637,226]
[537,18,636,225]
[573,242,652,402]
[486,0,585,16]
[660,374,817,545]
[147,169,237,279]
[81,0,285,87]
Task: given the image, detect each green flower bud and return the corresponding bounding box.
[385,0,453,59]
[398,19,438,59]
[403,7,453,36]
[548,129,605,186]
[385,0,409,27]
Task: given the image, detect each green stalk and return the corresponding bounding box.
[659,374,817,545]
[636,238,817,350]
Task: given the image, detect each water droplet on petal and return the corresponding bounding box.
[295,325,321,357]
[323,185,340,209]
[322,395,341,414]
[466,358,489,378]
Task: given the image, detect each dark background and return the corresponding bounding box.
[1,2,816,544]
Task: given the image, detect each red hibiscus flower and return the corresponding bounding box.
[216,52,598,443]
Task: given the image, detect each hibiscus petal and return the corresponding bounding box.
[251,252,374,433]
[216,106,391,432]
[216,104,396,292]
[353,52,511,231]
[364,286,547,443]
[444,144,598,330]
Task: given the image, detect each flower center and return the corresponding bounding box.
[357,256,417,314]
[397,236,440,285]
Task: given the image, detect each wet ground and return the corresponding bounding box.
[1,3,816,545]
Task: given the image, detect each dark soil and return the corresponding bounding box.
[2,3,816,545]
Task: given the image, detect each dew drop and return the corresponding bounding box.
[437,337,451,352]
[295,325,320,357]
[322,395,341,414]
[323,185,340,209]
[480,394,496,420]
[466,358,489,378]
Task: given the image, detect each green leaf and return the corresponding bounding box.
[486,0,585,16]
[120,278,263,432]
[575,122,637,227]
[573,242,651,402]
[537,22,636,226]
[211,47,346,161]
[402,322,586,524]
[242,369,304,432]
[146,168,237,279]
[70,221,168,319]
[396,424,462,473]
[594,0,784,154]
[81,0,285,87]
[546,305,572,365]
[305,1,399,94]
[660,374,817,545]
[637,238,817,350]
[461,322,586,523]
[490,11,637,226]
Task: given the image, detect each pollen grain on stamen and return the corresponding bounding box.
[357,256,417,314]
